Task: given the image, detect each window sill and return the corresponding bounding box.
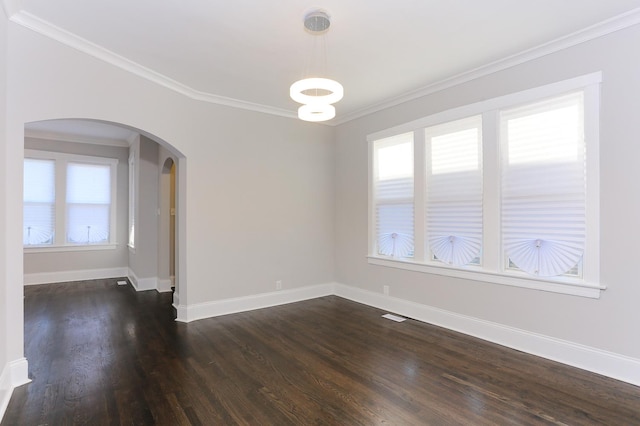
[367,256,605,298]
[24,244,118,254]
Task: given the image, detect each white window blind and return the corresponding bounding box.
[373,132,414,258]
[501,91,586,277]
[426,116,483,266]
[23,158,56,245]
[128,151,136,249]
[66,162,111,244]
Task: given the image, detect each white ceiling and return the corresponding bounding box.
[6,0,640,126]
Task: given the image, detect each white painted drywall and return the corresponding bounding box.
[127,135,159,288]
[2,17,335,376]
[0,1,8,381]
[334,24,640,360]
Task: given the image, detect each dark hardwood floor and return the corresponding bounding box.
[3,279,640,425]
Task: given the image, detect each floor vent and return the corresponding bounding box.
[117,280,128,286]
[382,313,407,322]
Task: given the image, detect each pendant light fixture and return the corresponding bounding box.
[290,10,343,122]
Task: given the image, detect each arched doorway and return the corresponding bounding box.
[22,119,186,311]
[158,157,177,301]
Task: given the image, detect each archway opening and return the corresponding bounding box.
[23,118,186,310]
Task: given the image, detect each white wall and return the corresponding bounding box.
[1,7,29,419]
[127,135,160,290]
[2,16,335,380]
[0,1,9,407]
[23,137,130,283]
[334,24,640,363]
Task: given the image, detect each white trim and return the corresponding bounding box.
[367,72,602,142]
[168,282,638,386]
[24,267,128,285]
[24,128,131,147]
[157,278,172,293]
[24,243,117,253]
[174,283,335,323]
[332,283,640,387]
[367,257,604,299]
[334,9,640,125]
[127,269,157,292]
[6,6,639,124]
[0,358,30,422]
[367,74,603,298]
[9,11,297,120]
[23,149,119,248]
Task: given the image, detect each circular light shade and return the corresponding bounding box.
[290,78,344,105]
[298,103,335,122]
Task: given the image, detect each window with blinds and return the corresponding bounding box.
[23,150,118,249]
[373,132,414,258]
[501,92,585,277]
[367,73,601,297]
[23,158,56,246]
[66,162,112,244]
[426,116,482,266]
[128,150,136,249]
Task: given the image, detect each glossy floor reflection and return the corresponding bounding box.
[3,279,640,425]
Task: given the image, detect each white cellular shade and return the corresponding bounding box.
[426,116,483,266]
[501,92,585,277]
[23,158,55,245]
[374,133,414,258]
[66,162,111,244]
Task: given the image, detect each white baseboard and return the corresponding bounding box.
[0,358,30,422]
[174,283,335,323]
[127,269,158,292]
[157,278,173,293]
[333,283,640,387]
[24,267,128,285]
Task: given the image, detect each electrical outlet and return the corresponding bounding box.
[276,280,282,290]
[383,285,389,296]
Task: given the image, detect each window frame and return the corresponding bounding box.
[367,73,603,298]
[128,147,137,252]
[24,149,118,252]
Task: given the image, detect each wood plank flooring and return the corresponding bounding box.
[3,279,640,425]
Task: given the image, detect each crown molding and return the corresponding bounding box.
[9,11,298,120]
[332,7,640,125]
[7,7,640,126]
[24,128,132,147]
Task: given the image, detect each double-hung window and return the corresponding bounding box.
[425,116,483,267]
[501,92,586,277]
[23,150,118,250]
[372,132,414,258]
[368,73,602,298]
[23,158,56,245]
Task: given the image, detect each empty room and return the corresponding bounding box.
[1,1,640,424]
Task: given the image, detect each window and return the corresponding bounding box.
[23,159,56,245]
[501,92,586,277]
[23,150,118,250]
[372,132,414,258]
[368,73,602,298]
[128,149,136,250]
[425,116,483,266]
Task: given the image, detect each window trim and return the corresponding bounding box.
[367,72,603,298]
[128,147,137,252]
[24,149,118,252]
